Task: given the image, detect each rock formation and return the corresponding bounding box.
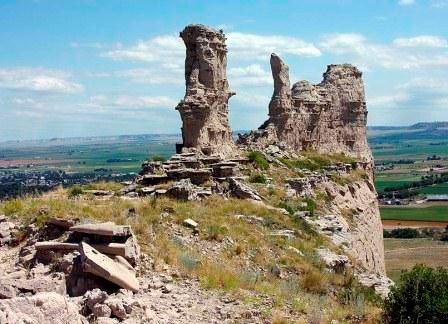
[176,24,237,158]
[238,54,372,161]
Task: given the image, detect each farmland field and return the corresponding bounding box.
[380,206,448,222]
[384,238,448,281]
[418,183,448,194]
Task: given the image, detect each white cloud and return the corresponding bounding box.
[320,33,448,69]
[393,35,447,48]
[228,64,272,86]
[102,35,184,63]
[369,78,448,110]
[101,31,320,66]
[369,92,410,108]
[0,68,83,94]
[113,68,183,85]
[232,92,270,108]
[226,32,321,59]
[398,0,415,6]
[84,95,177,110]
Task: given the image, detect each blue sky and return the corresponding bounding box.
[0,0,447,141]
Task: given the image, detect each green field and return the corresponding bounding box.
[418,183,448,195]
[380,206,448,222]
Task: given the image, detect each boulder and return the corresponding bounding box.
[228,178,262,201]
[0,292,86,324]
[166,179,199,201]
[79,242,139,293]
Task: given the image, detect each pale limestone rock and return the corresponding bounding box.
[239,54,372,162]
[0,292,85,324]
[176,24,237,158]
[79,242,139,292]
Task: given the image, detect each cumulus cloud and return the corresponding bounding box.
[102,35,184,62]
[101,32,320,65]
[83,94,177,110]
[0,68,83,94]
[369,78,448,110]
[320,33,448,69]
[226,32,321,59]
[398,0,415,6]
[228,64,272,86]
[393,35,447,48]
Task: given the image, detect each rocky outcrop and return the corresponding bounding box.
[176,24,237,158]
[238,54,372,161]
[0,292,85,324]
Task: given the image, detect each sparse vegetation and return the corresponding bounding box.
[249,173,267,184]
[151,154,166,162]
[247,151,270,170]
[0,183,382,322]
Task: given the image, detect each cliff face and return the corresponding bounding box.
[321,180,386,275]
[176,24,236,158]
[239,54,372,162]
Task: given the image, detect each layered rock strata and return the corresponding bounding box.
[238,53,372,161]
[176,24,236,158]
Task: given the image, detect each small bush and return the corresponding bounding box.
[151,155,166,162]
[68,185,83,197]
[249,173,267,184]
[301,269,327,294]
[206,225,228,241]
[383,228,420,239]
[383,264,448,323]
[247,151,269,170]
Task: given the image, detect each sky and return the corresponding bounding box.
[0,0,447,141]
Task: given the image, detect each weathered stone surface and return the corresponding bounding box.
[70,222,132,237]
[238,54,372,162]
[0,216,16,246]
[357,273,393,298]
[317,248,351,273]
[0,292,85,324]
[183,218,198,229]
[166,179,199,201]
[176,24,237,157]
[79,242,139,292]
[228,178,262,201]
[46,217,77,229]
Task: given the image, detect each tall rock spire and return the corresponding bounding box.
[175,24,236,157]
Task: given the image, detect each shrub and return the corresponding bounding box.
[383,228,420,239]
[68,185,83,197]
[249,173,267,184]
[301,269,327,294]
[247,151,269,170]
[383,264,448,323]
[151,155,166,162]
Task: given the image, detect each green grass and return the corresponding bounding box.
[418,183,448,195]
[380,206,448,222]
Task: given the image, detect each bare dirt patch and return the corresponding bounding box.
[0,159,71,168]
[382,219,448,229]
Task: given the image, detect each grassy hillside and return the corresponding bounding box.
[0,178,382,322]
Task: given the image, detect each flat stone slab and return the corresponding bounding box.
[46,217,78,229]
[70,222,132,237]
[80,242,139,292]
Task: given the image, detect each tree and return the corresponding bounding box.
[383,264,448,323]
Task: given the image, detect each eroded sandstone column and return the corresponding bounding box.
[175,24,236,157]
